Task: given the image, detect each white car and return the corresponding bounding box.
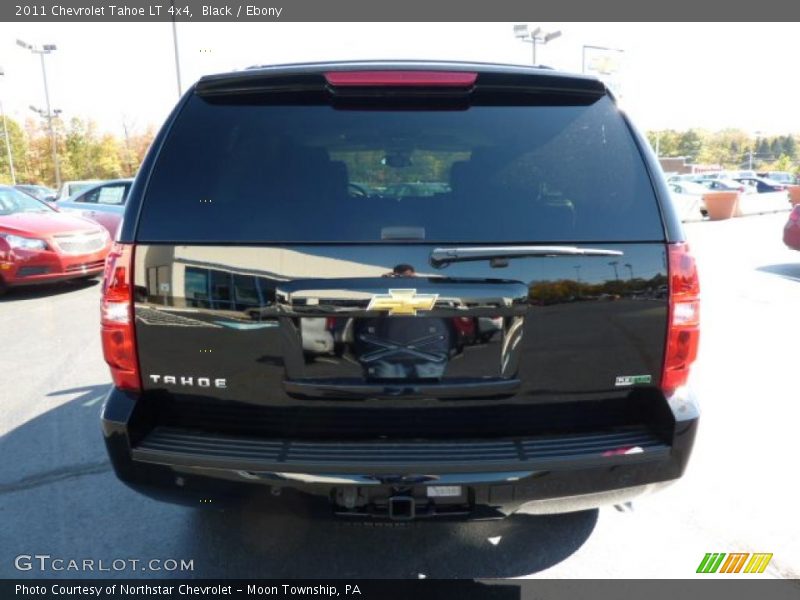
[669,180,709,196]
[697,178,755,193]
[668,180,709,220]
[667,173,700,182]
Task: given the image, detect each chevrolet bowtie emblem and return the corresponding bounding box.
[366,289,439,316]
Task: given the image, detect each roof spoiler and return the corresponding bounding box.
[195,63,607,100]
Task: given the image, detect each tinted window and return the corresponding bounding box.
[184,268,210,308]
[138,95,663,242]
[184,266,269,310]
[233,274,261,308]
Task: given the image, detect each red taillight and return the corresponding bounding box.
[101,242,140,391]
[324,71,477,88]
[662,243,700,395]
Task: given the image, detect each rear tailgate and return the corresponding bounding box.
[129,66,671,440]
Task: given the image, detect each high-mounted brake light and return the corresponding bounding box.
[324,71,477,88]
[661,243,700,395]
[101,243,140,391]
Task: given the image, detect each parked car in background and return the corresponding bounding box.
[697,178,752,193]
[731,176,787,193]
[692,171,730,181]
[667,173,704,182]
[783,205,800,251]
[757,171,797,186]
[14,184,56,202]
[669,180,709,196]
[55,180,102,201]
[726,170,757,179]
[668,180,709,218]
[0,185,111,295]
[56,178,133,236]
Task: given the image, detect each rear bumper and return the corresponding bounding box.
[101,387,699,519]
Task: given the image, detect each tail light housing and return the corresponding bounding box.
[661,243,700,395]
[101,243,140,391]
[325,71,477,87]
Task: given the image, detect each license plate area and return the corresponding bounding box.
[333,484,472,520]
[426,485,463,498]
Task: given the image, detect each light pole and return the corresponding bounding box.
[17,39,61,189]
[624,263,634,280]
[170,0,183,97]
[513,24,562,66]
[0,68,16,185]
[608,260,620,281]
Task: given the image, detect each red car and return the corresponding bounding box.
[784,205,800,251]
[0,185,112,294]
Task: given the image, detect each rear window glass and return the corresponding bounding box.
[137,94,663,242]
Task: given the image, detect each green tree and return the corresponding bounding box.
[782,136,796,160]
[645,129,682,156]
[770,138,784,158]
[677,130,703,161]
[63,118,97,180]
[769,154,793,172]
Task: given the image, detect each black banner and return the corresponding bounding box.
[6,580,518,600]
[3,0,800,22]
[4,580,800,600]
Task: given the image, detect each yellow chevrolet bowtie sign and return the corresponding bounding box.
[366,289,439,316]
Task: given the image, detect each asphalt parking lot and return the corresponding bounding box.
[1,212,799,579]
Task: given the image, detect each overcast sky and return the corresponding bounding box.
[0,22,797,139]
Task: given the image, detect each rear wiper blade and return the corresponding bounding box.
[430,245,623,268]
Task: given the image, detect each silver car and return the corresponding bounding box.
[56,178,133,236]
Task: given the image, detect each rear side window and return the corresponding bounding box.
[78,184,127,205]
[137,94,663,243]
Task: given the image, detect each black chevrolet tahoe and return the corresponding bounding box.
[100,61,700,520]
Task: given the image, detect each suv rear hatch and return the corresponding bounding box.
[122,65,684,440]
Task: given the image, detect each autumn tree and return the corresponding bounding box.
[647,129,800,171]
[0,116,28,184]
